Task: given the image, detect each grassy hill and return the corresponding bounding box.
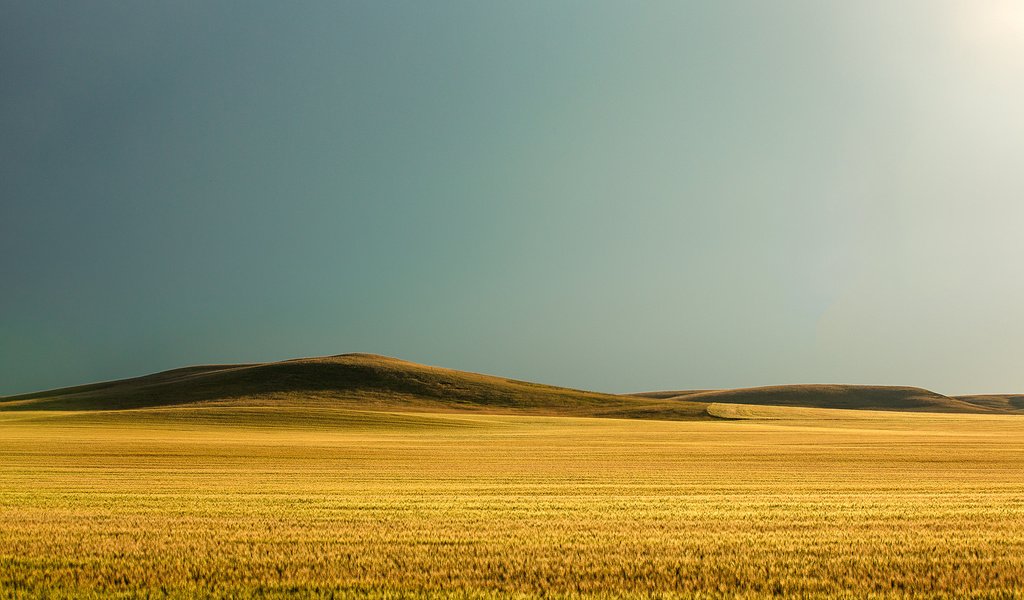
[639,384,1023,414]
[954,394,1024,412]
[0,353,710,420]
[4,354,1021,418]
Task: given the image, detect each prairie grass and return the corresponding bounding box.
[1,407,1023,599]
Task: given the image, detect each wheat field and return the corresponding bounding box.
[2,405,1023,599]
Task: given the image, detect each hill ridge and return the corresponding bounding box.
[0,353,709,420]
[3,354,1021,417]
[636,384,1018,414]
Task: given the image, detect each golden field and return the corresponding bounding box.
[2,403,1023,599]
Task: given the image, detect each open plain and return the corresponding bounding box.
[2,359,1024,599]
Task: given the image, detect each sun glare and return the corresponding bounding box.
[957,0,1024,54]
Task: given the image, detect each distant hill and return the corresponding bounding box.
[638,385,1024,414]
[0,353,709,420]
[954,394,1024,413]
[4,355,1020,418]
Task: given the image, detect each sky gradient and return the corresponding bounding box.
[3,1,1024,396]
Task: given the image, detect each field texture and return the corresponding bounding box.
[2,405,1024,599]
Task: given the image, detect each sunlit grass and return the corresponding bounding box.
[2,407,1023,598]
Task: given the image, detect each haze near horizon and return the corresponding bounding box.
[3,1,1024,396]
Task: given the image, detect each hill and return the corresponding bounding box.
[4,355,1021,418]
[640,384,1023,414]
[0,353,710,420]
[954,394,1024,412]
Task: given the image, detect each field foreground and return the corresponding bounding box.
[2,405,1024,599]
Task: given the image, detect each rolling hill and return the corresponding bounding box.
[637,385,1024,414]
[3,354,1021,418]
[0,353,709,420]
[953,394,1024,412]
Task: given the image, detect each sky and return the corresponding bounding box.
[3,1,1024,396]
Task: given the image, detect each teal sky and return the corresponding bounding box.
[3,2,1024,396]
